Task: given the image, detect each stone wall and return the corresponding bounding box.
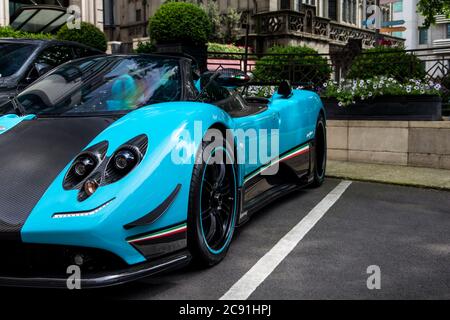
[327,120,450,170]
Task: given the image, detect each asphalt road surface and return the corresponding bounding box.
[1,179,449,299]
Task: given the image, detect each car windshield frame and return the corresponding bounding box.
[12,55,184,117]
[0,42,37,78]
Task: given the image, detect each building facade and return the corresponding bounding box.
[0,0,104,30]
[391,0,450,50]
[105,0,402,53]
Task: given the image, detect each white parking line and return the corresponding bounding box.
[220,180,352,300]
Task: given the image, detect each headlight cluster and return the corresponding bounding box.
[63,135,148,201]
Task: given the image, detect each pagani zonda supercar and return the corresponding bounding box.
[0,54,326,288]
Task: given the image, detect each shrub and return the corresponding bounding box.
[135,41,156,54]
[347,46,426,81]
[253,45,331,86]
[149,2,212,46]
[56,22,107,52]
[0,26,53,40]
[321,77,441,107]
[208,42,244,59]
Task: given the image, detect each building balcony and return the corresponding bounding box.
[254,10,404,48]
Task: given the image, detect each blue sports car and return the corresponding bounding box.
[0,54,326,288]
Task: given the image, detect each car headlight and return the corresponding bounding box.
[104,135,148,184]
[63,141,108,190]
[63,135,148,201]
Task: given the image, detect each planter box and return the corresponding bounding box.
[323,95,442,121]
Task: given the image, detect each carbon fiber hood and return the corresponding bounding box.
[0,117,114,240]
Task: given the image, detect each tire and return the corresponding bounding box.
[187,131,238,267]
[311,114,327,187]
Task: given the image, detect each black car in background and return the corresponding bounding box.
[0,39,103,104]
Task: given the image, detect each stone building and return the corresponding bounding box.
[104,0,402,53]
[0,0,104,30]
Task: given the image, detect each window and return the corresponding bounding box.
[0,43,36,77]
[36,46,74,68]
[393,0,403,13]
[328,0,338,21]
[392,31,404,38]
[72,46,100,59]
[136,9,142,22]
[280,0,291,10]
[447,24,450,38]
[12,56,182,116]
[419,27,428,45]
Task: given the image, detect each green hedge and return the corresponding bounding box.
[56,22,107,52]
[253,45,331,86]
[135,41,156,54]
[0,26,53,40]
[208,42,244,59]
[347,46,426,81]
[149,2,212,45]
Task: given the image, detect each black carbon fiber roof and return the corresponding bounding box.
[0,117,113,240]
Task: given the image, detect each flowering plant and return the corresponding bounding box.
[321,77,442,107]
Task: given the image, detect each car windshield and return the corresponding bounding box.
[0,43,37,78]
[8,55,182,116]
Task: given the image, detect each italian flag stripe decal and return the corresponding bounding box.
[245,144,310,183]
[129,223,187,244]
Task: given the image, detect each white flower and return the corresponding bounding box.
[368,92,373,97]
[373,85,378,90]
[434,84,442,90]
[323,83,328,88]
[338,102,343,107]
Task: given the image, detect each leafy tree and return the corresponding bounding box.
[149,2,212,45]
[347,46,426,81]
[417,0,450,27]
[253,45,331,86]
[56,22,107,52]
[163,0,242,44]
[135,41,156,53]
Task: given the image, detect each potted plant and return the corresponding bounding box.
[149,2,212,72]
[321,77,442,120]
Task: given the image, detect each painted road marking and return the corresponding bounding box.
[220,180,352,300]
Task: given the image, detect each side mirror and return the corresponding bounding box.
[278,80,293,98]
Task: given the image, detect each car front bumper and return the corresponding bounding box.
[0,250,190,289]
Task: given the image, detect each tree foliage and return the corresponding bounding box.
[417,0,450,27]
[253,46,331,86]
[347,46,426,81]
[149,2,212,45]
[56,22,107,52]
[0,26,53,40]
